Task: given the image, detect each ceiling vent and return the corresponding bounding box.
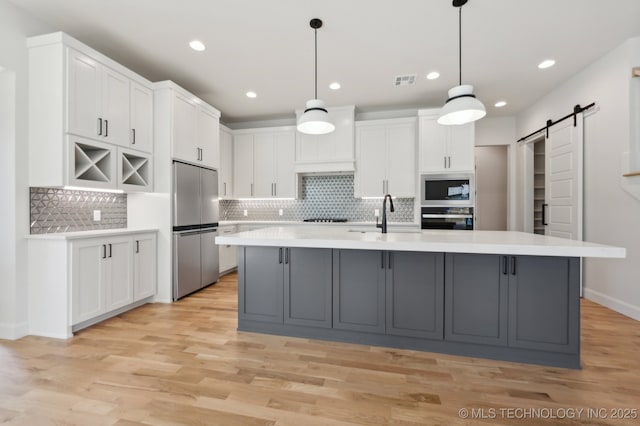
[394,74,416,86]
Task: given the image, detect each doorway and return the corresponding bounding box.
[475,146,508,230]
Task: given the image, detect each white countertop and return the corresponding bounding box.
[26,228,159,240]
[215,226,626,258]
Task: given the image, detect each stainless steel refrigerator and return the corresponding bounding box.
[172,161,220,300]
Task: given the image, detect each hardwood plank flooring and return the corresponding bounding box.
[1,272,639,425]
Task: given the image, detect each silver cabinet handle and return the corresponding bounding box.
[136,240,139,253]
[105,120,109,137]
[444,156,447,168]
[97,118,103,136]
[274,183,277,197]
[132,128,136,144]
[108,243,112,258]
[102,244,107,259]
[224,182,227,196]
[250,183,254,196]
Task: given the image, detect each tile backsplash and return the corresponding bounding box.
[30,188,127,234]
[221,175,414,222]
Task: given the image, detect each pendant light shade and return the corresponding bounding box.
[438,0,486,126]
[437,84,486,125]
[297,18,335,135]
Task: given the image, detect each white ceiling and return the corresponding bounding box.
[9,0,640,124]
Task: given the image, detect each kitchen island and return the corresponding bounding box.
[216,227,625,368]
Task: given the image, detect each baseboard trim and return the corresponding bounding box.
[584,288,640,321]
[0,321,29,340]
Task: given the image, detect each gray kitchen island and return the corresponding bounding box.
[216,227,625,368]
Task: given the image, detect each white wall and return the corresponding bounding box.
[516,37,640,320]
[0,0,51,339]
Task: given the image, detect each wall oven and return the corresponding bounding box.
[421,206,474,230]
[420,173,474,207]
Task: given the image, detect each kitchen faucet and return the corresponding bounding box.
[376,194,395,233]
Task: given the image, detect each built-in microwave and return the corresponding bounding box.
[420,173,474,206]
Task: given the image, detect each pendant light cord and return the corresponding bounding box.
[314,26,318,100]
[458,6,462,86]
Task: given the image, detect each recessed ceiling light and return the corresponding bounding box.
[189,40,206,52]
[538,59,555,69]
[494,101,507,108]
[246,91,257,98]
[426,71,440,80]
[329,82,341,90]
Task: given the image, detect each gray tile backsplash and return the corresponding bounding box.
[221,175,414,222]
[30,188,127,234]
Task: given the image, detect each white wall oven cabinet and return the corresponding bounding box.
[419,109,475,173]
[233,127,296,198]
[28,231,157,338]
[28,32,155,191]
[355,117,417,198]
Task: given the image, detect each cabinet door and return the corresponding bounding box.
[219,128,233,198]
[447,123,475,171]
[274,132,295,198]
[101,65,130,147]
[419,116,449,172]
[198,107,220,169]
[284,248,332,328]
[104,237,133,312]
[67,48,101,139]
[444,253,508,346]
[133,234,156,301]
[71,239,104,324]
[508,256,580,353]
[238,246,283,323]
[386,252,444,339]
[172,93,198,162]
[355,125,387,197]
[130,81,153,153]
[233,134,254,197]
[218,226,237,273]
[333,249,386,333]
[253,133,276,197]
[386,122,416,197]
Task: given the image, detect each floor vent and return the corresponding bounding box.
[394,74,416,86]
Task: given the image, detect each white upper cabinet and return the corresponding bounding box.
[198,107,221,169]
[355,117,417,198]
[233,134,254,198]
[295,106,355,173]
[165,84,221,169]
[233,127,296,199]
[130,82,154,153]
[219,126,233,198]
[419,108,475,173]
[27,32,155,190]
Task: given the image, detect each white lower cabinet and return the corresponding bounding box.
[71,235,134,325]
[28,231,157,338]
[219,225,238,274]
[133,234,157,300]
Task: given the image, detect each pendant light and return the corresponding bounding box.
[297,18,335,135]
[437,0,486,126]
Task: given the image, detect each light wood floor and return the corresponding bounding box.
[1,272,639,425]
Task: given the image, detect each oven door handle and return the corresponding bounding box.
[422,214,473,219]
